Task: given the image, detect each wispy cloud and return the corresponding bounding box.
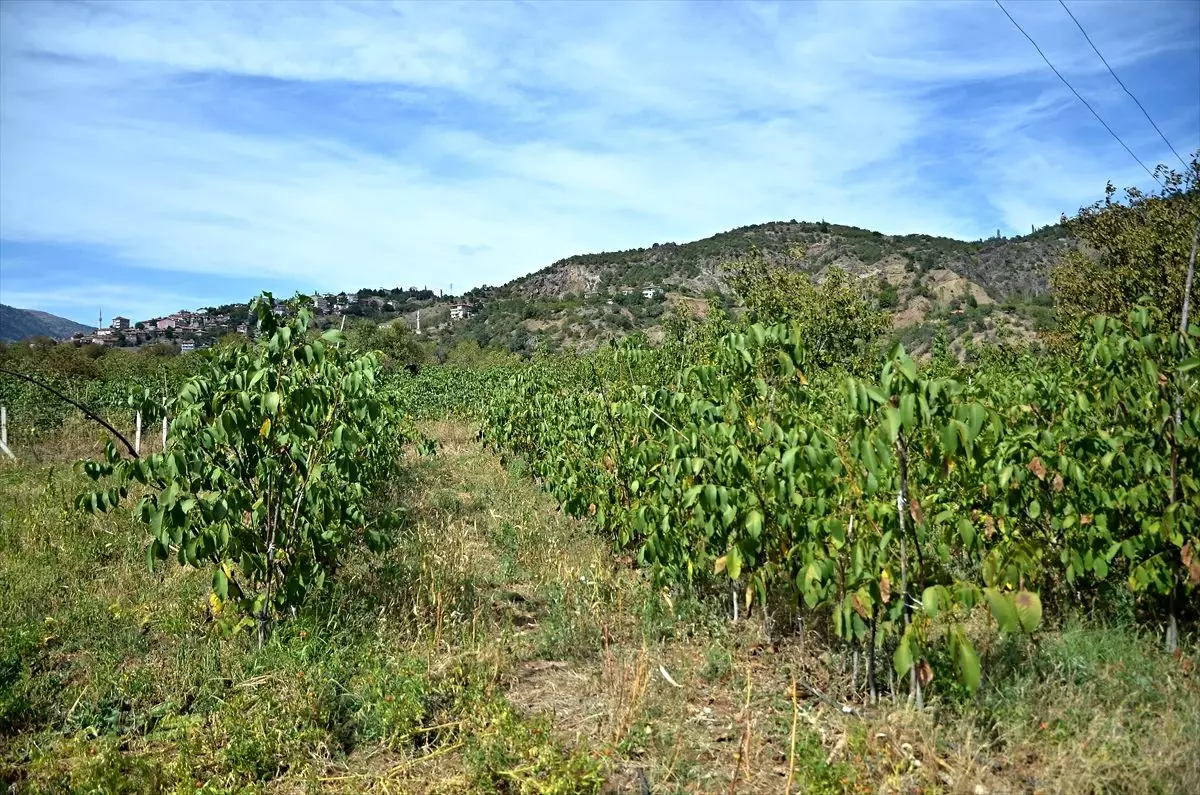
[1,0,1196,324]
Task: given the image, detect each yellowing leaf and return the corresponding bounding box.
[259,418,271,438]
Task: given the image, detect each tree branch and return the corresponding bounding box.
[0,367,139,458]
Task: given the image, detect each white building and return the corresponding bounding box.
[642,287,660,299]
[449,303,473,321]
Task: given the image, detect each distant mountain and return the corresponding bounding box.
[436,220,1076,356]
[0,305,93,342]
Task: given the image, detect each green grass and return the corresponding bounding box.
[3,424,1198,793]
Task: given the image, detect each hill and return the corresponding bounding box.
[431,220,1075,356]
[1,221,1074,356]
[0,305,93,342]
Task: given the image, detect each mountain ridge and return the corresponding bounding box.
[0,305,94,343]
[442,218,1074,355]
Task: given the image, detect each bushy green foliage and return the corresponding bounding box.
[478,305,1199,695]
[729,248,889,371]
[77,294,415,643]
[345,318,427,370]
[1052,157,1199,336]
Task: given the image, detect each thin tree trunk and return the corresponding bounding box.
[896,430,922,708]
[259,479,283,649]
[868,606,878,705]
[1168,218,1199,654]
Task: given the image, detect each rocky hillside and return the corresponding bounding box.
[496,221,1070,301]
[0,305,93,343]
[434,220,1074,357]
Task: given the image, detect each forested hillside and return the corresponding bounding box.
[438,220,1075,356]
[0,305,92,343]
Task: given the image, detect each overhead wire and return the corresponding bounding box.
[994,0,1163,187]
[1058,0,1189,170]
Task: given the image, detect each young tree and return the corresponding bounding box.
[1052,156,1199,336]
[729,247,889,371]
[80,294,410,646]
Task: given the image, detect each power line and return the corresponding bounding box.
[994,0,1162,187]
[1058,0,1188,170]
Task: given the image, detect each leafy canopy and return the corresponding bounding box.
[79,293,412,643]
[1052,156,1200,335]
[729,247,889,370]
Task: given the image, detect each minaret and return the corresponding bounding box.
[98,308,103,329]
[416,309,421,335]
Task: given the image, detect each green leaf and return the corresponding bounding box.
[922,586,940,618]
[745,510,763,539]
[941,422,959,456]
[954,630,981,692]
[884,407,901,444]
[894,636,913,677]
[899,393,916,430]
[726,546,743,581]
[967,404,986,441]
[957,516,975,549]
[985,588,1019,633]
[214,568,229,600]
[1014,590,1042,633]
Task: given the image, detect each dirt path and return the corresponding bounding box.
[404,422,886,794]
[393,422,1200,795]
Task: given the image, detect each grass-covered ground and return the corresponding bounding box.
[2,423,1197,793]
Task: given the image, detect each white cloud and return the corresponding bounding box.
[0,0,1196,315]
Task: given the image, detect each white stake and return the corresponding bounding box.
[162,413,168,451]
[134,410,142,455]
[0,406,12,461]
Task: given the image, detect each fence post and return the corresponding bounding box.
[135,410,142,455]
[0,406,13,461]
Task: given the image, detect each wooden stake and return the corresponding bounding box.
[162,412,168,451]
[785,676,799,794]
[134,410,142,455]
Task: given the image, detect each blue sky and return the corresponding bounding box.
[1,0,1197,326]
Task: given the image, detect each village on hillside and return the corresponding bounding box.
[68,288,473,350]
